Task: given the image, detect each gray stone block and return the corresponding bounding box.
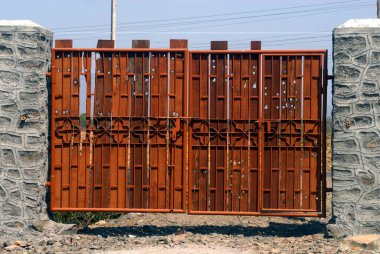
[332,19,380,236]
[0,32,13,42]
[0,116,11,130]
[6,169,21,179]
[333,168,355,179]
[333,188,361,202]
[354,103,372,114]
[334,35,367,54]
[2,203,21,217]
[18,150,43,166]
[355,169,376,187]
[0,185,6,201]
[334,139,358,151]
[358,131,380,153]
[362,188,380,203]
[0,45,13,56]
[357,205,380,222]
[333,154,360,167]
[354,54,367,65]
[9,190,20,200]
[333,105,352,116]
[0,70,20,86]
[0,133,22,146]
[0,21,51,228]
[334,52,351,63]
[335,65,362,81]
[2,149,16,166]
[334,83,359,96]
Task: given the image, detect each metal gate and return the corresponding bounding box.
[50,39,327,217]
[51,40,187,212]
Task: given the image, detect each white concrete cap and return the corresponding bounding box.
[337,19,380,28]
[0,20,47,29]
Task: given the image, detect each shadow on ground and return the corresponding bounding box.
[79,220,328,238]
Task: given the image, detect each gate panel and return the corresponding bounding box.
[189,51,261,214]
[261,53,325,215]
[188,50,326,216]
[51,42,187,212]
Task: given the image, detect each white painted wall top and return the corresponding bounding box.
[0,20,46,29]
[337,19,380,28]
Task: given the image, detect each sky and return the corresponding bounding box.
[0,0,376,115]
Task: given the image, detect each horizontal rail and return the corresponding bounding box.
[51,208,186,213]
[187,211,322,217]
[190,49,327,54]
[52,48,327,55]
[53,48,188,52]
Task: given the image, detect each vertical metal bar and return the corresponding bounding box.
[226,52,231,211]
[258,53,263,212]
[247,54,251,211]
[126,52,132,208]
[146,51,151,209]
[322,52,327,217]
[167,51,171,209]
[300,56,305,209]
[184,47,189,212]
[278,56,283,209]
[50,49,56,210]
[207,53,211,211]
[188,52,193,213]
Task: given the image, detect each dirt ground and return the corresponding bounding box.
[0,192,377,254]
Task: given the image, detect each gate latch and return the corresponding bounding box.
[171,118,181,141]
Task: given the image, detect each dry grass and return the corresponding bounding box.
[326,134,331,172]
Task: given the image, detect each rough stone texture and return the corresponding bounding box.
[0,21,52,228]
[331,19,380,237]
[341,234,380,251]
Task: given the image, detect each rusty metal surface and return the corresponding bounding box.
[51,39,326,216]
[188,46,327,216]
[51,40,187,212]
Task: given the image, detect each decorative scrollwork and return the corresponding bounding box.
[264,120,320,147]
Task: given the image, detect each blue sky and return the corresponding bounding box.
[0,0,375,114]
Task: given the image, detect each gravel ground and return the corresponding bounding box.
[0,193,378,254]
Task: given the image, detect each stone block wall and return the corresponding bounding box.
[331,19,380,237]
[0,21,52,227]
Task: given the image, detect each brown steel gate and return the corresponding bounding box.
[50,39,327,217]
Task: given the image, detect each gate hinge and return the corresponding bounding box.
[46,72,52,77]
[45,181,51,187]
[327,75,333,80]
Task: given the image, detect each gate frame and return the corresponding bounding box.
[49,41,327,217]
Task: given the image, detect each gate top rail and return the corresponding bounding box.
[189,49,327,54]
[52,48,327,55]
[52,48,188,52]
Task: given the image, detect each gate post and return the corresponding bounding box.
[331,19,380,237]
[0,21,52,228]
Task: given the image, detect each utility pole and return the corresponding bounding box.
[378,0,380,19]
[111,0,116,41]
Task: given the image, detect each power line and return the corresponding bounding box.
[52,0,372,33]
[152,3,372,33]
[55,3,371,40]
[119,2,372,31]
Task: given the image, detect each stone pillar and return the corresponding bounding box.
[0,21,52,227]
[331,19,380,237]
